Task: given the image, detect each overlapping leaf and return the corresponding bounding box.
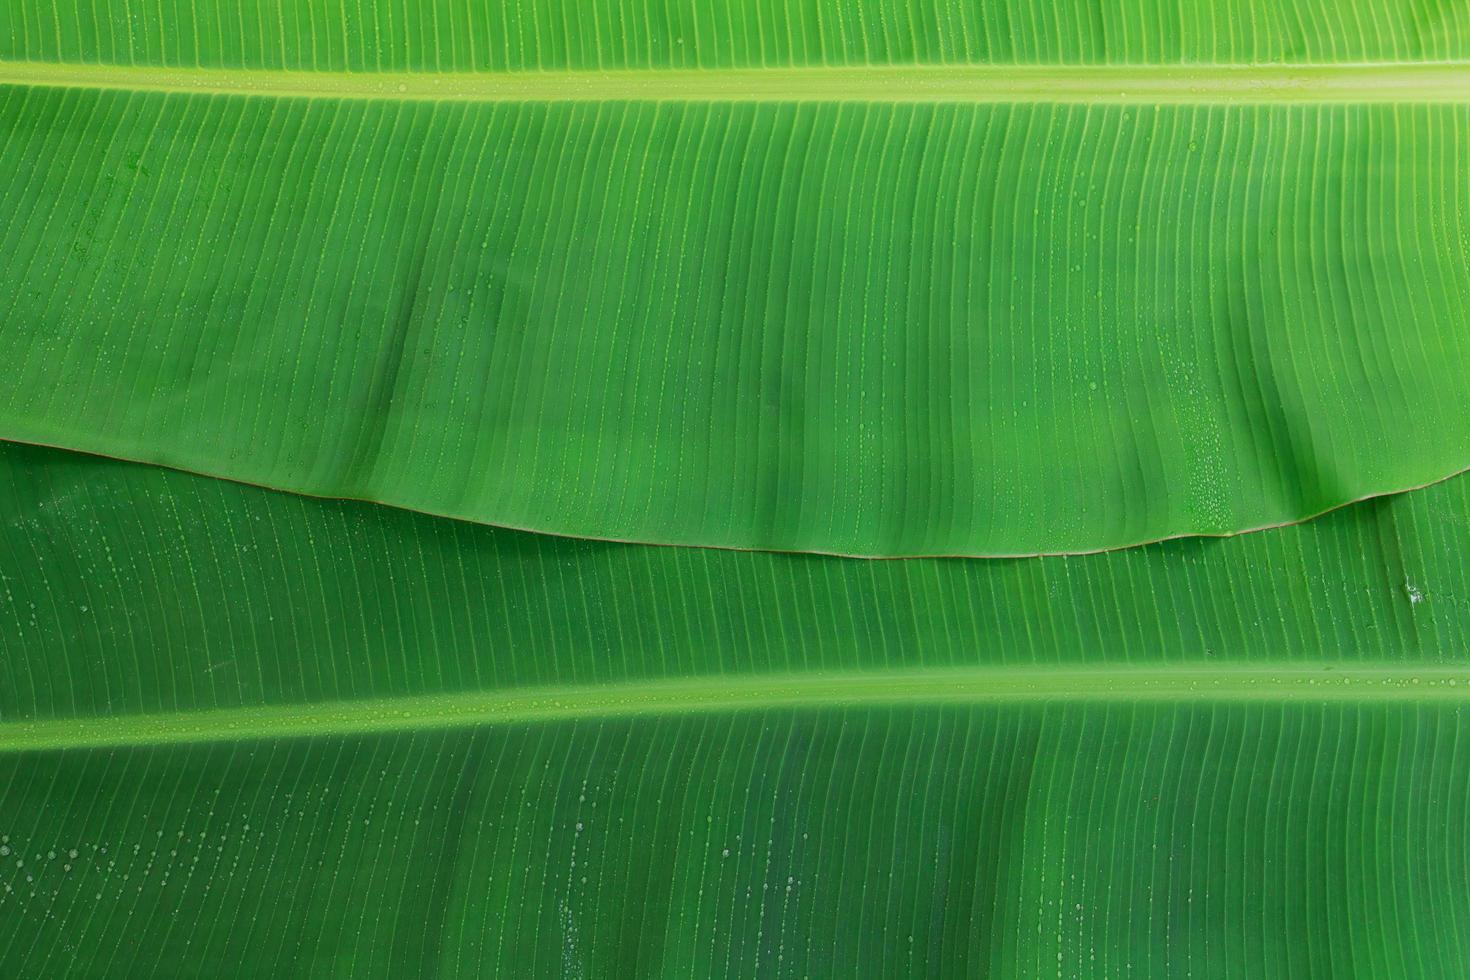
[2,5,1470,554]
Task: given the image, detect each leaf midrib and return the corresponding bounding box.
[1,61,1469,103]
[6,664,1469,752]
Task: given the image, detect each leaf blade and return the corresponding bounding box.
[4,705,1468,976]
[2,89,1468,554]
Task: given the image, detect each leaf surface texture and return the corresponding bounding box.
[2,3,1469,553]
[3,1,1470,976]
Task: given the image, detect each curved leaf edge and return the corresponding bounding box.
[3,434,1468,561]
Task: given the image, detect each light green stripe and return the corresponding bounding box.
[6,665,1470,752]
[1,62,1469,104]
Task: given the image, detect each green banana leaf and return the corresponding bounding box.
[4,0,1470,976]
[3,444,1470,976]
[3,5,1470,555]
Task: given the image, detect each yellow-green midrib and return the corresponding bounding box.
[2,61,1470,103]
[8,665,1470,752]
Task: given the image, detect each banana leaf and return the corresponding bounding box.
[3,443,1470,976]
[2,13,1470,555]
[3,0,1470,976]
